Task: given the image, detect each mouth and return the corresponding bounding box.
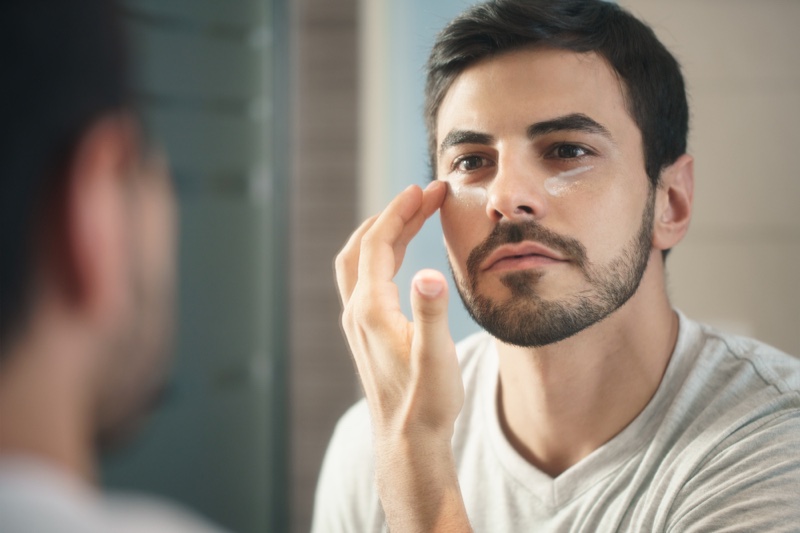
[481,242,567,273]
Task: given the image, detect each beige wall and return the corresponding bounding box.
[620,0,800,355]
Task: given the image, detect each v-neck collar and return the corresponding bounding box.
[480,311,702,510]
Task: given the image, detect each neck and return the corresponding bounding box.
[494,255,679,478]
[0,317,98,485]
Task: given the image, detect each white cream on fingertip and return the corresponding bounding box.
[543,165,594,197]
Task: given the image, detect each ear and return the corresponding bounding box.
[652,153,694,253]
[56,114,139,323]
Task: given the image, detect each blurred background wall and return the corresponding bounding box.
[624,0,800,354]
[103,1,290,532]
[287,0,359,531]
[101,0,361,532]
[99,1,799,532]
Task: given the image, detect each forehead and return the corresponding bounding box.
[436,46,638,146]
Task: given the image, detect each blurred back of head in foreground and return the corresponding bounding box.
[0,0,177,477]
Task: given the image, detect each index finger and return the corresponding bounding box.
[359,181,445,284]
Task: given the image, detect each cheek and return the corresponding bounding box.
[568,179,650,263]
[440,183,487,270]
[440,181,487,224]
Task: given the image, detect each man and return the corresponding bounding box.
[0,1,225,530]
[315,0,800,531]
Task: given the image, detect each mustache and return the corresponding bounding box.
[465,221,588,281]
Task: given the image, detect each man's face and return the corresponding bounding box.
[436,47,655,347]
[96,149,177,449]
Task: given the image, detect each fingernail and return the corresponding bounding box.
[415,277,443,297]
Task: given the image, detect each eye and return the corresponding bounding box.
[548,143,593,159]
[452,155,491,172]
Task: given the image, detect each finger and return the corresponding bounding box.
[358,185,426,283]
[422,179,447,214]
[359,181,448,283]
[409,269,453,363]
[416,180,447,222]
[335,214,379,306]
[391,181,447,268]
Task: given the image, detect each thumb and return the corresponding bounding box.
[410,269,452,354]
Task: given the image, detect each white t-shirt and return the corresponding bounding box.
[312,311,800,532]
[0,457,228,533]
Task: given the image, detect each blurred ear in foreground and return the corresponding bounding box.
[42,114,142,329]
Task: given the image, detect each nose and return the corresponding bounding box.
[485,153,548,223]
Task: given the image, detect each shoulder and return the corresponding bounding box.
[0,459,226,533]
[312,400,384,533]
[666,408,800,531]
[105,494,227,533]
[676,315,800,409]
[698,323,800,393]
[663,317,800,530]
[321,400,374,472]
[676,317,800,461]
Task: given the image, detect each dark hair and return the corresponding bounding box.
[424,0,689,188]
[0,0,131,348]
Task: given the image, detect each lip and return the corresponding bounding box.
[481,242,567,273]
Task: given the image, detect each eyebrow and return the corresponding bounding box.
[438,130,495,157]
[438,113,613,157]
[527,113,613,141]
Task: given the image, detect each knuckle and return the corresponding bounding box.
[355,300,383,329]
[413,311,440,327]
[334,254,346,275]
[340,304,355,328]
[412,298,445,321]
[341,291,379,329]
[356,304,379,328]
[334,247,352,271]
[413,306,435,321]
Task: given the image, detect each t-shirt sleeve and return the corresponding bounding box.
[311,400,385,533]
[666,408,800,533]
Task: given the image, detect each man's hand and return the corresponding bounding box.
[335,181,472,532]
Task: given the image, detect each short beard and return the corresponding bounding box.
[452,191,655,347]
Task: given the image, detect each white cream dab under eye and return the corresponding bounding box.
[448,183,488,207]
[544,165,594,197]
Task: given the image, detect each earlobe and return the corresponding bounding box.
[652,154,694,252]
